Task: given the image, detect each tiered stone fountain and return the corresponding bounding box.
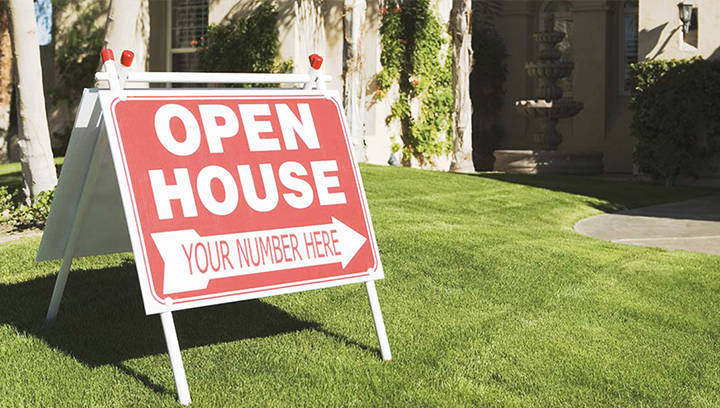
[494,14,603,175]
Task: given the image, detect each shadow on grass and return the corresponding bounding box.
[0,168,23,192]
[473,173,720,219]
[0,261,379,396]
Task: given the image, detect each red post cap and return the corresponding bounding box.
[120,50,135,67]
[101,49,114,62]
[309,54,323,69]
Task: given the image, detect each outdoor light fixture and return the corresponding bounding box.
[678,2,693,33]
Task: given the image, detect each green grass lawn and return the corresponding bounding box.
[0,158,64,192]
[1,164,720,407]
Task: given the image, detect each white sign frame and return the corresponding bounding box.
[38,52,391,406]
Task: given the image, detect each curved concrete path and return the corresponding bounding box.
[574,194,720,256]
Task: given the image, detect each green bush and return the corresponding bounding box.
[0,186,54,229]
[199,0,292,86]
[630,58,720,185]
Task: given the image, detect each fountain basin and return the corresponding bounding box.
[533,32,565,44]
[525,61,574,79]
[516,99,584,120]
[493,150,604,175]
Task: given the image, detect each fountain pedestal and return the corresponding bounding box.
[494,14,603,176]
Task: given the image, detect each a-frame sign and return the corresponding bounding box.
[38,50,391,406]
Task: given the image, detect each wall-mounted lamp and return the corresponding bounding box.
[678,2,693,33]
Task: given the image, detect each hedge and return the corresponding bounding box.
[630,58,720,185]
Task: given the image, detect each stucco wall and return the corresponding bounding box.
[639,0,720,61]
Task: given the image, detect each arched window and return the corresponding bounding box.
[541,0,573,97]
[620,0,639,95]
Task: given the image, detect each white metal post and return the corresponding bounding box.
[161,303,192,406]
[45,133,108,321]
[365,281,392,361]
[118,50,134,88]
[304,54,326,90]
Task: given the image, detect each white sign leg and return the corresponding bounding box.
[365,281,392,361]
[160,309,192,406]
[46,132,109,321]
[45,256,74,321]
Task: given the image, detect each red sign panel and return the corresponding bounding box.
[99,90,383,314]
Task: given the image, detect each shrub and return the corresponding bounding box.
[630,58,720,185]
[0,186,54,229]
[199,0,292,86]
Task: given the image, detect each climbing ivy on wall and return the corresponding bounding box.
[199,0,292,86]
[376,0,453,167]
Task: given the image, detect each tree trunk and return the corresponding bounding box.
[0,4,13,163]
[7,0,57,200]
[98,0,149,85]
[343,0,366,162]
[449,0,473,173]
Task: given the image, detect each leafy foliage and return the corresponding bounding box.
[630,58,720,185]
[0,186,54,229]
[377,0,453,166]
[199,1,292,87]
[470,0,508,171]
[50,0,108,153]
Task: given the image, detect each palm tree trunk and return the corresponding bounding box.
[7,0,57,200]
[0,4,13,163]
[99,0,149,85]
[449,0,473,173]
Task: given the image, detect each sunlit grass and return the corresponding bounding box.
[0,164,718,407]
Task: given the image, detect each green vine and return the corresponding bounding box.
[377,0,453,166]
[199,1,292,87]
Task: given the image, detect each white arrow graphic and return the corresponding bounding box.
[151,218,367,294]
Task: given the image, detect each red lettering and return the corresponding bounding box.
[182,243,194,275]
[321,230,334,256]
[209,241,222,272]
[220,240,233,269]
[304,232,316,259]
[313,231,324,258]
[290,234,302,261]
[194,242,209,273]
[258,236,272,264]
[330,230,341,256]
[281,234,292,262]
[271,235,283,263]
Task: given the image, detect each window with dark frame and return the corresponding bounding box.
[620,0,639,95]
[169,0,208,87]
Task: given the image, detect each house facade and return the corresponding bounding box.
[46,0,720,175]
[498,0,719,175]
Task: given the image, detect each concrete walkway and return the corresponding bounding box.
[574,194,720,256]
